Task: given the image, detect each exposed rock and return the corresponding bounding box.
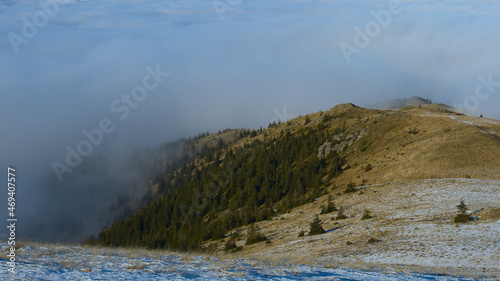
[357,128,368,140]
[317,141,332,158]
[332,132,343,141]
[317,128,368,158]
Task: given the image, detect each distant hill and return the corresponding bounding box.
[370,96,432,109]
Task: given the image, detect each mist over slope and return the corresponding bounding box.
[370,96,432,109]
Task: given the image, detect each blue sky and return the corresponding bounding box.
[1,0,500,241]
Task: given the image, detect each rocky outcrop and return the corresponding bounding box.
[317,128,368,158]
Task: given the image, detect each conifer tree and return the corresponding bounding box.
[454,200,471,223]
[309,215,325,235]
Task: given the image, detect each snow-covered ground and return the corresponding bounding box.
[0,243,479,280]
[1,180,498,280]
[235,179,500,280]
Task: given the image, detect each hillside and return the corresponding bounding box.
[199,102,500,187]
[220,178,500,279]
[86,102,500,278]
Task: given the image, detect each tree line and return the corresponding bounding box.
[84,124,345,251]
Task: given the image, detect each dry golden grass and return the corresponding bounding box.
[313,104,500,189]
[126,264,146,270]
[482,207,500,220]
[79,268,92,273]
[195,129,246,150]
[15,240,74,248]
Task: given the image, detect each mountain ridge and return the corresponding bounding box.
[84,100,500,277]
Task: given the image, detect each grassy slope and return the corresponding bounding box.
[197,103,500,278]
[223,178,500,279]
[280,103,500,187]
